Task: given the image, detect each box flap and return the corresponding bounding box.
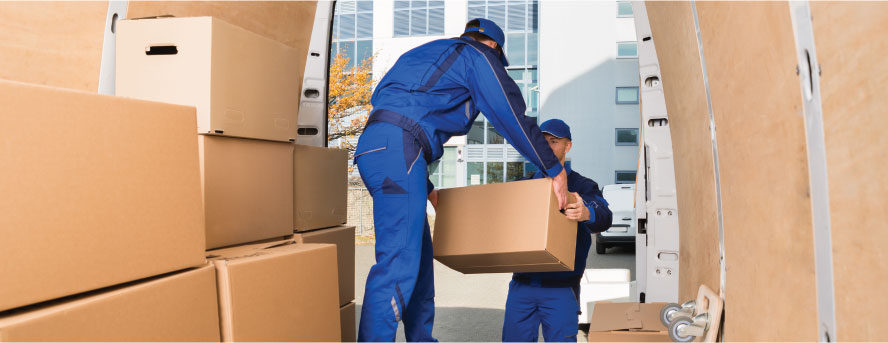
[587,302,668,332]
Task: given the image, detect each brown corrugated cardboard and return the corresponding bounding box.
[433,178,577,273]
[293,144,348,231]
[0,80,206,312]
[586,302,668,342]
[340,302,356,343]
[210,241,340,342]
[199,135,294,249]
[291,226,356,306]
[117,16,300,142]
[586,330,669,342]
[0,265,220,342]
[0,2,107,92]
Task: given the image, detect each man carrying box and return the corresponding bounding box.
[502,119,613,342]
[354,19,569,342]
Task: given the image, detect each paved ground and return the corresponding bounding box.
[354,242,635,341]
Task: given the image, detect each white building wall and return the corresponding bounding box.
[539,0,639,186]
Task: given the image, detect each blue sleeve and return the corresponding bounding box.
[577,180,612,233]
[461,43,564,178]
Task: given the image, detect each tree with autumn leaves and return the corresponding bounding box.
[328,49,375,156]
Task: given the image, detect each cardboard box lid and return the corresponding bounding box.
[210,240,341,342]
[0,265,220,342]
[587,302,669,332]
[433,178,577,272]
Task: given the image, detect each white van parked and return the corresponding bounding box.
[597,184,636,254]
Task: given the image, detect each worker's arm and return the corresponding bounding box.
[461,43,564,180]
[578,181,612,233]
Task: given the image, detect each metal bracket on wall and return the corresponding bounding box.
[98,1,129,95]
[789,2,837,341]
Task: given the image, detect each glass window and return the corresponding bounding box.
[441,147,457,188]
[468,5,485,19]
[617,42,638,58]
[357,0,373,12]
[468,119,485,144]
[507,162,524,181]
[357,13,373,38]
[616,87,639,104]
[615,170,637,184]
[507,33,526,67]
[428,160,441,188]
[616,128,639,146]
[487,122,504,144]
[617,1,634,17]
[356,40,373,65]
[394,0,445,37]
[467,162,484,185]
[340,14,356,39]
[526,32,538,65]
[524,162,538,177]
[487,161,504,184]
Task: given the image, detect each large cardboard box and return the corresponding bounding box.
[293,144,348,231]
[200,135,294,249]
[0,265,220,342]
[0,80,206,312]
[117,16,300,142]
[586,302,669,342]
[210,241,341,342]
[291,226,356,306]
[433,178,577,273]
[340,302,356,343]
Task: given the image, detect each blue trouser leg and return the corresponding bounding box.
[502,281,579,342]
[356,123,436,342]
[502,281,540,342]
[403,220,436,342]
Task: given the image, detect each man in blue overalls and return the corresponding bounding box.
[502,119,613,342]
[354,19,570,342]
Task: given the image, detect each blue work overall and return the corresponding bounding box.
[355,36,564,342]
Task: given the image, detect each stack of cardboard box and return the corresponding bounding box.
[0,4,352,342]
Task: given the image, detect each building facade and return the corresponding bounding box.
[333,0,639,189]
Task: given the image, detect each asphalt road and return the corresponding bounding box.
[353,243,635,341]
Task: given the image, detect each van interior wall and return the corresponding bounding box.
[644,1,721,305]
[695,2,819,340]
[126,1,318,99]
[0,1,108,91]
[811,2,888,340]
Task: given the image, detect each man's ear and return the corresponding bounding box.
[565,139,573,154]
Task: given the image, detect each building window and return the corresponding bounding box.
[615,170,637,184]
[332,0,373,69]
[616,87,639,104]
[467,0,538,67]
[467,162,484,186]
[617,1,633,17]
[394,0,445,37]
[429,146,457,188]
[617,42,638,58]
[615,128,639,146]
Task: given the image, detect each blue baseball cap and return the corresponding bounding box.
[464,18,509,66]
[540,119,572,141]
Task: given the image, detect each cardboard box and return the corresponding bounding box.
[0,80,206,312]
[433,178,577,273]
[0,2,108,92]
[291,226,356,306]
[586,302,669,342]
[200,135,294,249]
[117,16,300,142]
[293,144,348,231]
[0,265,220,342]
[340,302,356,343]
[210,240,340,342]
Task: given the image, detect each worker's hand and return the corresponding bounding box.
[428,189,439,210]
[552,169,569,209]
[563,192,590,222]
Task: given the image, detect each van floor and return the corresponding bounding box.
[354,243,635,341]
